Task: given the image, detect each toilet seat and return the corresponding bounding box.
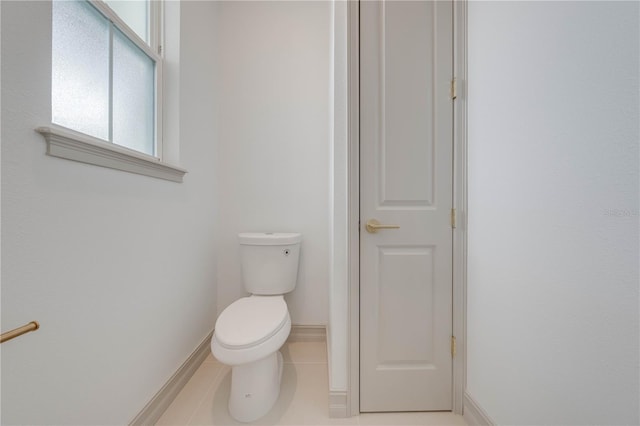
[215,296,289,349]
[212,295,291,366]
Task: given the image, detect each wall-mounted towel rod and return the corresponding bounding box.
[1,321,39,344]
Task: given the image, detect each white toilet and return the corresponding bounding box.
[211,232,302,423]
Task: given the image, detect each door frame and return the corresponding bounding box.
[346,0,468,416]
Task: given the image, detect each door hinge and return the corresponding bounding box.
[451,336,457,357]
[450,78,457,100]
[450,208,457,229]
[158,45,163,55]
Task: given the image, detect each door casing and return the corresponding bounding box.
[345,0,468,416]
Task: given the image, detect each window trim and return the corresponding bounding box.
[37,125,186,183]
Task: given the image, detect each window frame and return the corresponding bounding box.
[41,0,186,182]
[89,0,163,158]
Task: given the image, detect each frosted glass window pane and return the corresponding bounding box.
[104,0,149,44]
[52,0,109,141]
[112,28,155,155]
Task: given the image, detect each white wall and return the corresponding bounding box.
[212,1,331,325]
[467,2,639,424]
[0,1,218,424]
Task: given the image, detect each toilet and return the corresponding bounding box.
[211,232,302,423]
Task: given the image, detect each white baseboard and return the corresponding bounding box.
[463,391,495,426]
[130,325,324,425]
[288,324,326,342]
[329,390,349,418]
[129,331,213,426]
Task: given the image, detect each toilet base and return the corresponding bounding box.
[228,350,284,422]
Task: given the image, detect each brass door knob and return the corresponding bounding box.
[365,219,400,234]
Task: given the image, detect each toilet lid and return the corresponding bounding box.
[215,296,289,349]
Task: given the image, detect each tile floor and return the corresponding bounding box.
[156,341,467,426]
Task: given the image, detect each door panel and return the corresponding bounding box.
[376,245,435,366]
[360,0,454,412]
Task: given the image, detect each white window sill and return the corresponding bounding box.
[36,125,187,183]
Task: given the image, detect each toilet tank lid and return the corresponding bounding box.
[239,232,302,245]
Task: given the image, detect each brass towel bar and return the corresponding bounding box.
[1,321,40,344]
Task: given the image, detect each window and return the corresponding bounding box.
[40,0,185,181]
[103,1,150,44]
[52,0,158,155]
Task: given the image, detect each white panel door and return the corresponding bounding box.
[360,0,454,412]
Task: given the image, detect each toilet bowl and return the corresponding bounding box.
[211,233,301,423]
[212,295,291,422]
[212,296,291,365]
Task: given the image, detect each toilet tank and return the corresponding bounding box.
[239,232,302,295]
